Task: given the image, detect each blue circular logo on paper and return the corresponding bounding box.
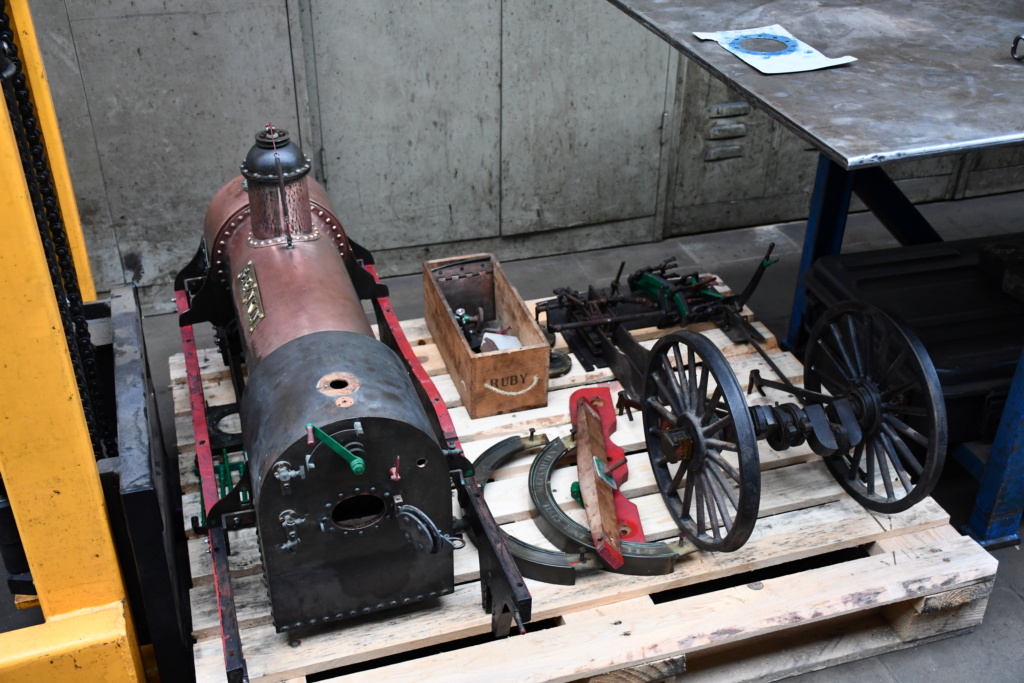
[727,33,799,57]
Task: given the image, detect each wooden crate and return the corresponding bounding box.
[423,253,550,418]
[173,292,997,683]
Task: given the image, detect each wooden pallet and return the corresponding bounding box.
[172,301,997,683]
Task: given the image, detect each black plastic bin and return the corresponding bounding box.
[802,234,1024,446]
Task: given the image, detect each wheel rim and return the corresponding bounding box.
[804,302,946,513]
[642,331,760,551]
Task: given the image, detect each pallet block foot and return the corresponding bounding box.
[883,581,992,641]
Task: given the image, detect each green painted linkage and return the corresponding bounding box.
[306,423,366,475]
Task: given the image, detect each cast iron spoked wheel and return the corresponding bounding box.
[642,331,760,552]
[804,302,946,513]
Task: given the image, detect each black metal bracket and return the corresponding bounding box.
[346,240,390,300]
[453,471,532,636]
[208,525,248,683]
[472,436,581,586]
[175,241,234,328]
[206,403,243,453]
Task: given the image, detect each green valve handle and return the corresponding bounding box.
[306,423,366,475]
[570,481,584,508]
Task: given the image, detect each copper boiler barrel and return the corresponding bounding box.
[202,127,372,370]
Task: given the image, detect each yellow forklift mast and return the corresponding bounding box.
[0,1,146,679]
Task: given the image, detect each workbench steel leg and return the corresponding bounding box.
[966,349,1024,547]
[784,154,854,350]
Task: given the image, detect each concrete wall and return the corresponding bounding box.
[31,0,1024,312]
[33,0,307,311]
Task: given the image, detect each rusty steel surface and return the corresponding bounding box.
[607,0,1024,168]
[241,331,454,630]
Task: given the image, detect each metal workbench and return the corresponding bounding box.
[607,0,1024,546]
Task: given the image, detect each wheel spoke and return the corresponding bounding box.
[705,450,742,482]
[828,322,859,379]
[880,349,908,384]
[843,315,866,376]
[706,458,740,509]
[809,361,849,394]
[884,414,929,448]
[883,403,928,418]
[879,430,913,491]
[815,338,856,385]
[681,469,695,516]
[701,386,723,425]
[847,441,865,482]
[882,378,920,401]
[706,438,738,452]
[697,361,710,415]
[699,476,721,541]
[703,414,734,437]
[653,376,675,414]
[703,472,733,533]
[881,423,924,477]
[659,356,687,413]
[646,395,676,425]
[873,321,891,379]
[862,312,876,380]
[687,346,698,409]
[668,461,687,493]
[694,478,706,535]
[872,436,895,501]
[669,346,689,411]
[866,439,876,495]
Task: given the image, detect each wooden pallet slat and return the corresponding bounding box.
[172,303,997,683]
[187,493,953,682]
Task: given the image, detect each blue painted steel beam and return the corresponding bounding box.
[967,349,1024,547]
[784,154,854,350]
[851,167,944,245]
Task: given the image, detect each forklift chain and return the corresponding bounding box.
[1,9,116,458]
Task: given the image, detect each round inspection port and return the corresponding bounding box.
[332,494,386,530]
[416,458,428,468]
[317,371,360,397]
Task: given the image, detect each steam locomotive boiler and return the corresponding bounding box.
[175,127,529,641]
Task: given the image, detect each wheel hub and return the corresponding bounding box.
[658,411,706,471]
[849,378,883,435]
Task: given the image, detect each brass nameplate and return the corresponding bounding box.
[237,261,266,333]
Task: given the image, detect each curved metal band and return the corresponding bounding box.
[529,438,697,575]
[473,436,580,585]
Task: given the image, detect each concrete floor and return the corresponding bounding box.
[4,190,1024,680]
